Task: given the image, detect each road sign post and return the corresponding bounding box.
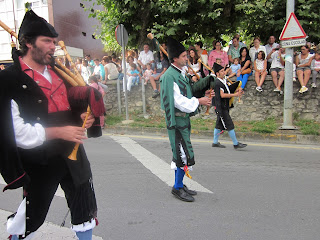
[115,24,129,120]
[279,4,306,130]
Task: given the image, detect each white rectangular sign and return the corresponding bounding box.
[281,38,306,48]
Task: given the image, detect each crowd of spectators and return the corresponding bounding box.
[185,35,320,95]
[49,35,319,102]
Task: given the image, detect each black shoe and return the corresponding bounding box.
[212,142,226,148]
[171,187,194,202]
[183,185,197,196]
[234,142,247,149]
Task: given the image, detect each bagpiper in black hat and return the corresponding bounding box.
[213,62,224,74]
[18,9,58,41]
[166,37,186,63]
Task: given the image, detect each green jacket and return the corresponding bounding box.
[160,65,215,129]
[159,65,214,167]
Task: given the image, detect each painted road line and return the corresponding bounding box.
[0,209,102,240]
[110,135,213,194]
[104,133,320,150]
[0,177,65,198]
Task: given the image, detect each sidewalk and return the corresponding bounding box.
[104,126,320,146]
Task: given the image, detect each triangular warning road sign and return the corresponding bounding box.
[279,12,307,41]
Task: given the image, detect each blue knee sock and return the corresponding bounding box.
[213,128,221,144]
[10,235,19,240]
[76,229,93,240]
[174,168,185,190]
[228,129,238,145]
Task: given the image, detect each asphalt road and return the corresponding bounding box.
[1,133,320,240]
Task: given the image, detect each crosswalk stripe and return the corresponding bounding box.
[0,177,65,198]
[0,209,102,240]
[110,135,213,194]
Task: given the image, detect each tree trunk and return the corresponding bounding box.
[137,1,151,50]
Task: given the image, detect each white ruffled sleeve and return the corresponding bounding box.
[11,99,46,149]
[173,82,199,113]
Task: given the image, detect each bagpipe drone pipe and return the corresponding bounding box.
[147,33,215,99]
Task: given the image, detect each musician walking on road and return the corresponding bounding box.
[0,10,99,240]
[160,37,214,202]
[212,63,247,149]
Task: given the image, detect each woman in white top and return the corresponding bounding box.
[295,45,314,93]
[102,56,119,83]
[188,48,201,78]
[249,36,267,64]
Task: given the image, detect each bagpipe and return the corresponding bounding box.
[147,33,214,98]
[199,58,242,108]
[147,33,201,80]
[0,20,105,161]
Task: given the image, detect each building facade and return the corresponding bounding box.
[0,0,106,63]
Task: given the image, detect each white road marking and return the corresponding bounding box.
[110,135,213,194]
[0,177,65,198]
[0,209,102,240]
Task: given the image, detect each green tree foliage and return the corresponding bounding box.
[296,0,320,43]
[235,0,287,44]
[82,0,319,51]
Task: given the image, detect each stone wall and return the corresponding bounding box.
[105,76,320,121]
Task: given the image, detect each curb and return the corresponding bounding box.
[104,126,320,145]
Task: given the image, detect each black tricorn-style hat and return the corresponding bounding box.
[18,10,58,41]
[213,62,224,73]
[167,37,186,61]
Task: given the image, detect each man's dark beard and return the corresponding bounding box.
[31,43,54,66]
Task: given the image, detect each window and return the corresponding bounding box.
[16,0,24,9]
[0,0,5,11]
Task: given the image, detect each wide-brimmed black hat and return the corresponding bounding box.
[18,10,58,41]
[167,37,186,61]
[213,62,224,73]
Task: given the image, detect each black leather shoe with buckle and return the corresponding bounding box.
[183,185,197,196]
[171,187,195,202]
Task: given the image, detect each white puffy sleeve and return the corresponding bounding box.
[11,99,46,149]
[173,82,199,113]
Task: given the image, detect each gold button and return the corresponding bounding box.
[36,117,40,121]
[36,81,40,84]
[26,217,30,220]
[22,85,27,89]
[38,100,42,103]
[26,201,29,204]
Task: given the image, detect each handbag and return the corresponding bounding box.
[241,68,252,74]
